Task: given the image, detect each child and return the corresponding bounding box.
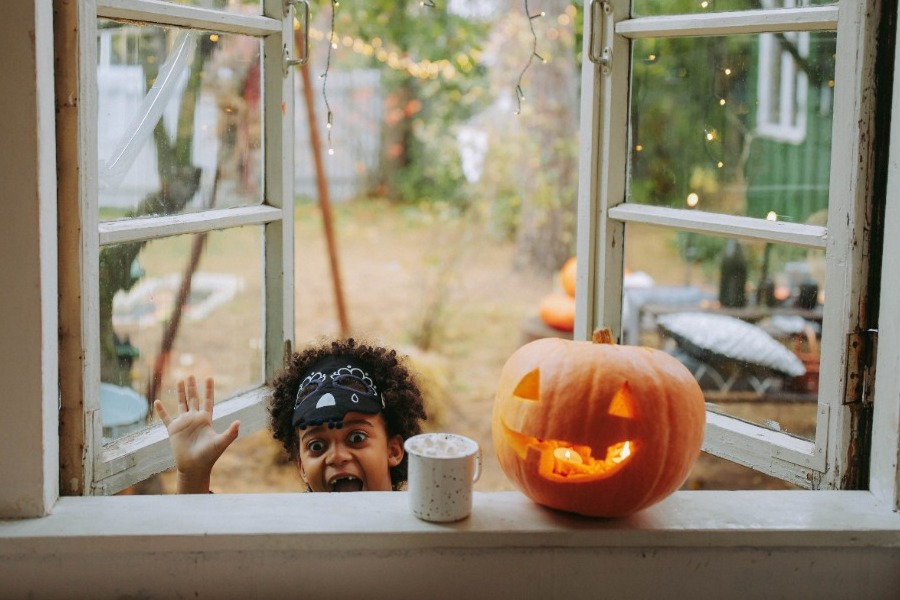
[154,338,428,493]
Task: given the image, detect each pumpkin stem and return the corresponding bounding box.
[591,328,616,345]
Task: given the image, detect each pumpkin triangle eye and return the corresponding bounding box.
[608,381,636,418]
[513,368,541,402]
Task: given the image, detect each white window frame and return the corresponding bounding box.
[756,0,811,144]
[756,29,810,144]
[576,1,875,489]
[57,0,297,496]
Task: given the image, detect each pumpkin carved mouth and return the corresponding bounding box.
[500,421,635,481]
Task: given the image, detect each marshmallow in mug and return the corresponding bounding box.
[405,433,476,459]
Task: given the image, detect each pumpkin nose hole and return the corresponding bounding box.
[513,368,541,402]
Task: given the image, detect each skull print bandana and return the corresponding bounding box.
[291,355,385,429]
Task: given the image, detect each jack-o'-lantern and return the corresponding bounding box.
[491,328,705,517]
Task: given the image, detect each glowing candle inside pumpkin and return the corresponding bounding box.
[552,446,587,476]
[553,447,583,465]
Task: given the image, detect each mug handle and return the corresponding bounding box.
[472,447,482,483]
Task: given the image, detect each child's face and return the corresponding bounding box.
[297,411,403,492]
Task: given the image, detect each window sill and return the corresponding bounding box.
[2,490,900,598]
[3,489,900,546]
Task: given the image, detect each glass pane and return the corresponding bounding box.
[100,227,263,443]
[97,21,263,221]
[622,223,822,440]
[628,31,836,223]
[632,0,836,18]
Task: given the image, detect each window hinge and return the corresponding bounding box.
[844,328,878,406]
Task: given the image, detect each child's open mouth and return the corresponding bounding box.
[330,476,364,492]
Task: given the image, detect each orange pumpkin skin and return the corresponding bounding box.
[538,293,575,332]
[560,257,577,297]
[491,330,705,517]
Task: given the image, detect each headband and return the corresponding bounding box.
[291,355,385,429]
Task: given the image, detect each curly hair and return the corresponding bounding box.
[269,338,428,489]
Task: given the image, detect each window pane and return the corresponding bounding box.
[97,21,263,220]
[628,31,836,223]
[632,0,837,18]
[622,223,821,440]
[100,227,263,443]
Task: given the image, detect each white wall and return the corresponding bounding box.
[0,0,58,518]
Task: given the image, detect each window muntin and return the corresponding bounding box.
[160,0,262,13]
[631,0,837,18]
[97,23,263,220]
[628,31,835,220]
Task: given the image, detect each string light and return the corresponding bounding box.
[514,0,546,115]
[321,0,338,156]
[307,26,478,82]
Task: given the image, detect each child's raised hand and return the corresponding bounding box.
[153,376,240,494]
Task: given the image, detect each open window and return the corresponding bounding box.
[576,1,879,489]
[57,0,299,495]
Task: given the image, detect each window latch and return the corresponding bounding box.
[284,0,310,75]
[588,0,613,70]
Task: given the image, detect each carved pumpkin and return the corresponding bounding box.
[538,293,575,332]
[492,329,705,517]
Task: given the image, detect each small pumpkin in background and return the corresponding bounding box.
[492,328,705,517]
[560,256,577,297]
[538,257,578,332]
[538,293,575,332]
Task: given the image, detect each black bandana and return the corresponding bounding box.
[291,355,385,429]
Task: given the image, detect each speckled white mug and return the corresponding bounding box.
[404,433,482,522]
